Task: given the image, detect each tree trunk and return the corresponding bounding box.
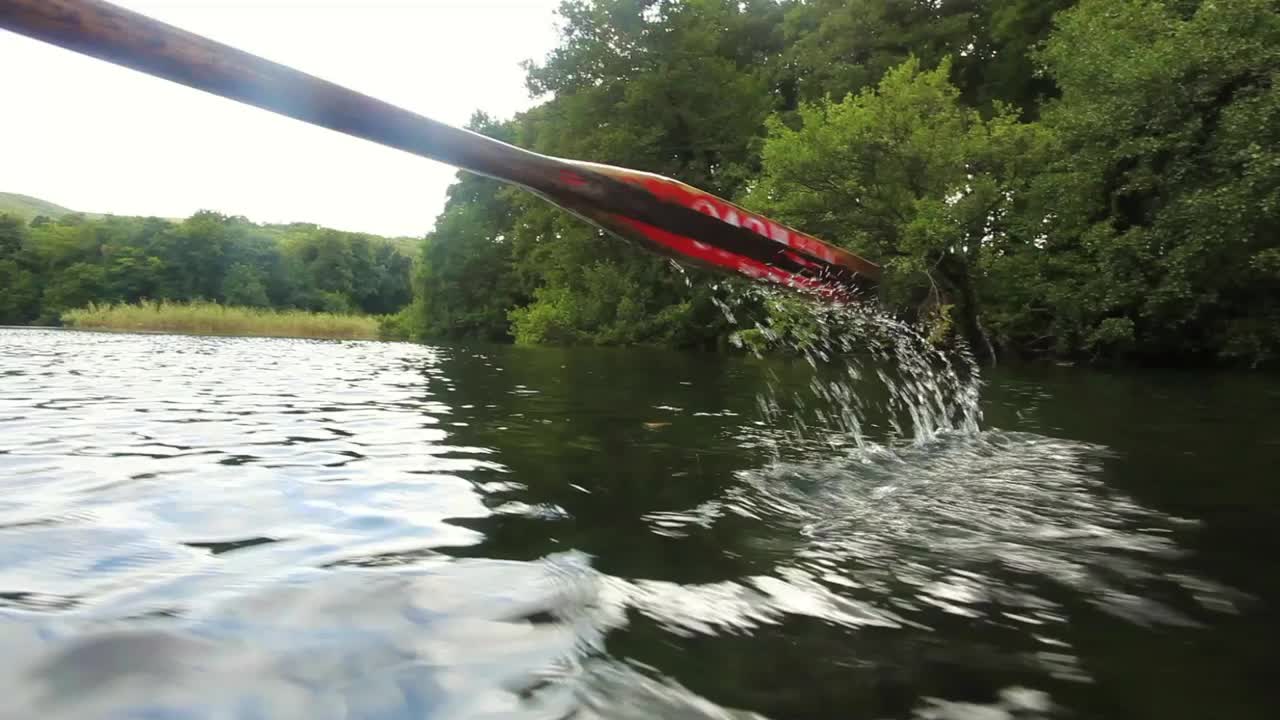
[940,256,995,365]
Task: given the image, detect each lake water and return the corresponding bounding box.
[1,328,1276,719]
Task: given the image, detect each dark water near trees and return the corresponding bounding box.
[1,328,1276,719]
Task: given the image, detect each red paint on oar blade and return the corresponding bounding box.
[566,161,878,296]
[610,215,841,295]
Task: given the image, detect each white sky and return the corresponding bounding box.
[0,0,563,237]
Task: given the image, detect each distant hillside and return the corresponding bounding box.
[387,236,423,255]
[0,193,421,254]
[0,192,82,221]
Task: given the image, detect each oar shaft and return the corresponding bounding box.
[0,0,562,189]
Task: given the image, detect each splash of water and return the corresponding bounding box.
[639,281,1244,683]
[710,283,981,452]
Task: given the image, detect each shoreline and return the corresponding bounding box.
[2,324,396,343]
[61,301,384,342]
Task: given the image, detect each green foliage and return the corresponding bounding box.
[222,262,270,308]
[1029,0,1280,365]
[780,0,1075,113]
[0,260,40,325]
[377,300,421,341]
[392,0,1279,366]
[0,204,416,328]
[523,0,783,194]
[412,167,527,342]
[0,214,40,324]
[509,261,696,346]
[0,214,24,257]
[40,262,106,322]
[1088,317,1137,361]
[728,292,828,356]
[747,58,1053,358]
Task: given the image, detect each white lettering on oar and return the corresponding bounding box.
[688,194,797,249]
[769,222,793,247]
[691,199,720,218]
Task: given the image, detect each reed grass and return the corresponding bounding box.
[62,300,381,340]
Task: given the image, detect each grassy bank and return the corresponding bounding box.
[62,301,381,340]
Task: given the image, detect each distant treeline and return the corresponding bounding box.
[394,0,1279,367]
[0,211,414,325]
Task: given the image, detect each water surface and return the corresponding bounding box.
[1,328,1276,719]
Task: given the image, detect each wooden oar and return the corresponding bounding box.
[0,0,879,297]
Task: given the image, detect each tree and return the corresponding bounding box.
[4,206,414,325]
[414,169,527,342]
[1032,0,1280,364]
[0,214,39,324]
[780,0,1076,114]
[747,58,1053,358]
[222,262,270,307]
[40,262,106,322]
[0,214,23,258]
[153,211,233,300]
[0,259,39,324]
[104,245,162,303]
[362,241,414,315]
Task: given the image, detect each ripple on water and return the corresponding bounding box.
[0,329,1249,719]
[0,551,769,720]
[621,428,1242,693]
[0,330,763,719]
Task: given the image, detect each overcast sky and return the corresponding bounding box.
[0,0,563,237]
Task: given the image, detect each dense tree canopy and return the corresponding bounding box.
[780,0,1074,113]
[0,210,414,326]
[747,58,1053,360]
[1026,0,1280,364]
[400,0,1278,367]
